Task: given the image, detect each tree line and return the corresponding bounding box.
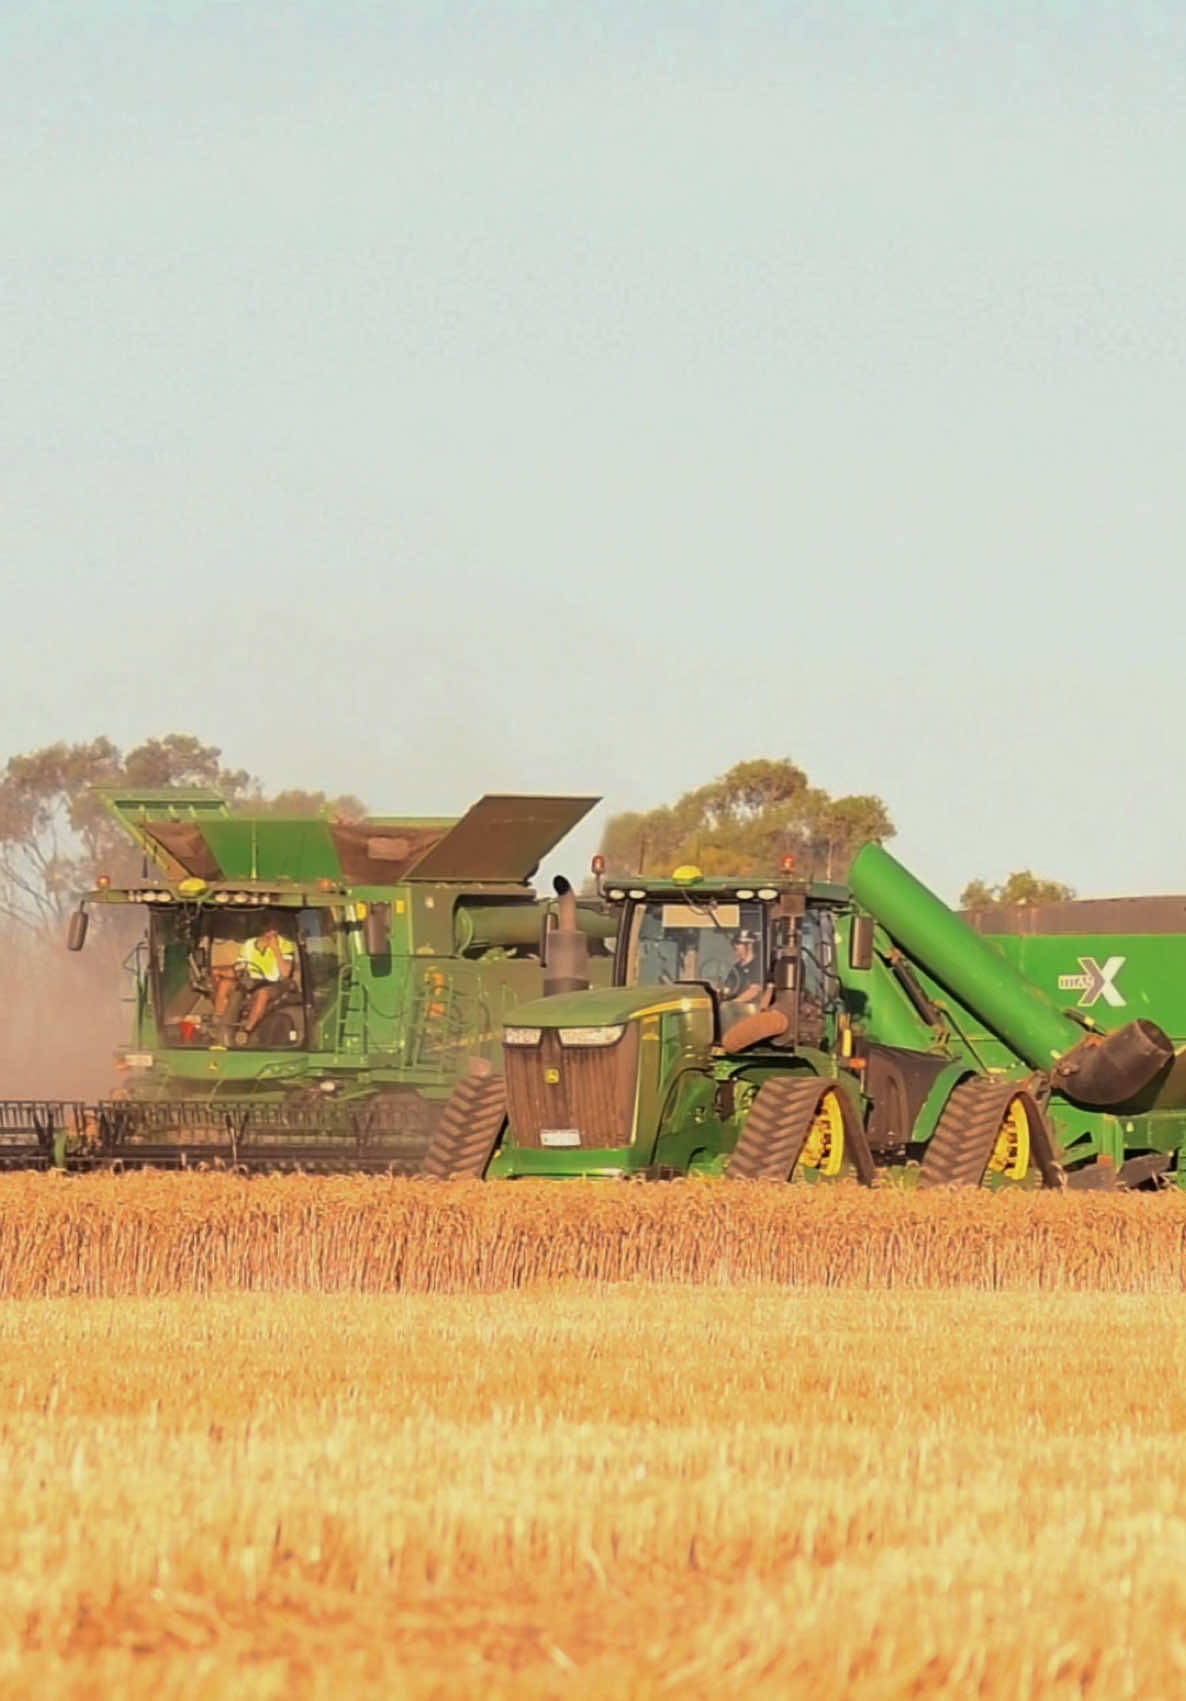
[595,757,1074,908]
[0,734,366,938]
[0,737,1073,941]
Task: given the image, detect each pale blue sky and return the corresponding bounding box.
[4,2,1185,899]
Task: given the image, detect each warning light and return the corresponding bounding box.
[591,854,606,875]
[780,855,795,874]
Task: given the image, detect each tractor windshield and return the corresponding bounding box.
[148,907,341,1050]
[624,898,766,1010]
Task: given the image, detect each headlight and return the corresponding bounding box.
[557,1025,625,1047]
[503,1026,542,1046]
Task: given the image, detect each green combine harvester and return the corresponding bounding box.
[421,845,1184,1189]
[12,789,611,1170]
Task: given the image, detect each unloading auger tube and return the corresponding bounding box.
[848,843,1174,1108]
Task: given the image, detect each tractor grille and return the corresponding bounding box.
[505,1027,640,1150]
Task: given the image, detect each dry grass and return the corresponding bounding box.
[2,1172,1186,1296]
[4,1286,1186,1699]
[6,1177,1186,1695]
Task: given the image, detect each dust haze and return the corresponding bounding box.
[0,915,130,1102]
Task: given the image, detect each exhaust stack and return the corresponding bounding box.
[542,876,590,996]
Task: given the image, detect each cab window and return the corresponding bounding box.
[624,898,765,996]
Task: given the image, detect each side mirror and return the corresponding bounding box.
[66,908,89,953]
[848,914,875,972]
[362,902,391,956]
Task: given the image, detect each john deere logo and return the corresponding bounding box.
[1058,956,1126,1009]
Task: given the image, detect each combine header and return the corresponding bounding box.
[26,788,611,1170]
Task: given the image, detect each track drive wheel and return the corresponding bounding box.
[919,1078,1061,1189]
[726,1075,876,1185]
[419,1064,507,1180]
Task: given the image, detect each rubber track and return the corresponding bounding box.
[920,1078,1060,1189]
[419,1071,507,1180]
[727,1076,874,1185]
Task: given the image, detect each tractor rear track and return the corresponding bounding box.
[920,1078,1061,1189]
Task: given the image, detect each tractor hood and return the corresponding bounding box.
[507,983,712,1031]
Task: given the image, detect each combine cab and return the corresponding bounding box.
[46,789,612,1170]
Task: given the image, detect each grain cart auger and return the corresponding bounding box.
[43,789,615,1172]
[847,845,1182,1189]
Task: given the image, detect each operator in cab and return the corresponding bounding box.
[718,930,763,1010]
[212,921,298,1045]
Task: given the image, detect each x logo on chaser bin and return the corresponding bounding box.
[1057,955,1126,1009]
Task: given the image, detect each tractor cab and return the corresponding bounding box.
[607,867,848,1043]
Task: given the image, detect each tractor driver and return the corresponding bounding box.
[211,922,298,1044]
[718,930,763,1008]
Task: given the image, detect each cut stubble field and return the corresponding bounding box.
[4,1179,1186,1699]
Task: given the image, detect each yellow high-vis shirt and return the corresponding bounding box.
[238,936,297,983]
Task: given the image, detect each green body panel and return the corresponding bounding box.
[986,933,1186,1041]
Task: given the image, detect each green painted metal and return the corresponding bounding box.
[489,870,865,1180]
[478,851,1186,1191]
[76,793,606,1162]
[981,931,1186,1043]
[77,801,1186,1186]
[848,844,1085,1071]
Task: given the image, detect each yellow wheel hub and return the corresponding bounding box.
[987,1096,1031,1181]
[800,1090,846,1178]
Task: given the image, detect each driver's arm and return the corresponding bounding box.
[722,966,761,1004]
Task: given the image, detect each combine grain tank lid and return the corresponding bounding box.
[96,788,231,879]
[403,795,600,883]
[329,821,458,883]
[143,822,223,880]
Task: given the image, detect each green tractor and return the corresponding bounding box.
[59,788,612,1169]
[422,846,1179,1189]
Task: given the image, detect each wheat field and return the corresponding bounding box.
[4,1285,1186,1699]
[3,1171,1186,1295]
[4,1176,1186,1697]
